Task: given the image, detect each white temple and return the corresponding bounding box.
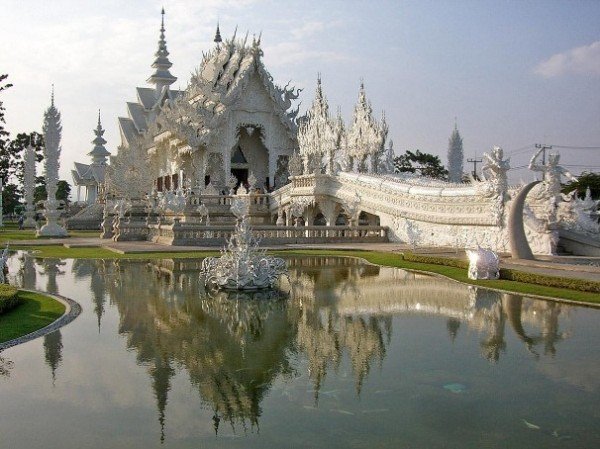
[67,9,599,256]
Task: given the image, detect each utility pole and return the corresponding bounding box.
[534,143,553,165]
[467,157,482,179]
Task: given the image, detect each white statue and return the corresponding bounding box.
[481,146,510,224]
[529,149,578,222]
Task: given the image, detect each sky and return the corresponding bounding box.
[1,0,599,185]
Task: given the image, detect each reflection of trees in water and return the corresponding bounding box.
[74,256,571,441]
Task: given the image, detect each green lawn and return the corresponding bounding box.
[0,223,98,244]
[0,290,66,344]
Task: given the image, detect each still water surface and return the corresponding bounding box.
[1,255,599,448]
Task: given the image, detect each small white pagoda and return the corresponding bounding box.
[71,111,110,204]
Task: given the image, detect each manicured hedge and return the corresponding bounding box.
[402,252,600,293]
[499,268,600,294]
[402,252,469,269]
[0,284,19,314]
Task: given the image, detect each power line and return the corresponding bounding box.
[505,144,535,155]
[551,145,600,150]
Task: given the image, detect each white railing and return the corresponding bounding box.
[148,222,388,246]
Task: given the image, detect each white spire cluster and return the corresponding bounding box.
[447,124,464,183]
[346,81,387,173]
[298,76,336,174]
[297,78,390,175]
[38,87,68,237]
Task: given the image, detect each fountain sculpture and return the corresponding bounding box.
[201,193,287,290]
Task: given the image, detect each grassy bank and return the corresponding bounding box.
[0,224,98,244]
[0,290,66,344]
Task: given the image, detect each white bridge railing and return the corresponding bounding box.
[146,222,388,246]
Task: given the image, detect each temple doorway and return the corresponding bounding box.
[231,168,248,188]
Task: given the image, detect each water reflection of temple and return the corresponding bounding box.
[47,255,570,441]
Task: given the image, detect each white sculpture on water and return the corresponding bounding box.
[37,89,68,237]
[23,142,37,228]
[200,192,287,290]
[466,247,500,280]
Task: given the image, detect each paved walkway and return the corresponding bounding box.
[11,237,600,283]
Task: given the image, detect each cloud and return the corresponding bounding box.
[534,40,600,78]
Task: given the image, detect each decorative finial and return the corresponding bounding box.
[454,116,458,130]
[214,22,222,44]
[97,109,101,126]
[147,7,177,91]
[50,84,55,107]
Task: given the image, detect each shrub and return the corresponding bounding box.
[0,284,19,314]
[499,268,600,294]
[402,252,469,269]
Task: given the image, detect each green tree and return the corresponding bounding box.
[35,179,72,205]
[2,183,20,215]
[562,172,600,200]
[393,150,448,179]
[0,74,12,153]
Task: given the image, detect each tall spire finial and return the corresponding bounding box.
[214,22,222,44]
[454,116,458,130]
[147,8,177,93]
[90,108,110,165]
[50,84,55,107]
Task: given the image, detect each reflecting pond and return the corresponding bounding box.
[1,254,600,448]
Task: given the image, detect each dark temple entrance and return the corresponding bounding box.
[231,146,250,189]
[231,168,248,188]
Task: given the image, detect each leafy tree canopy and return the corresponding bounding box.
[35,179,72,205]
[393,149,448,179]
[562,172,600,200]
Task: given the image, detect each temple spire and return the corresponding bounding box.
[147,8,177,94]
[89,110,110,165]
[214,22,222,44]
